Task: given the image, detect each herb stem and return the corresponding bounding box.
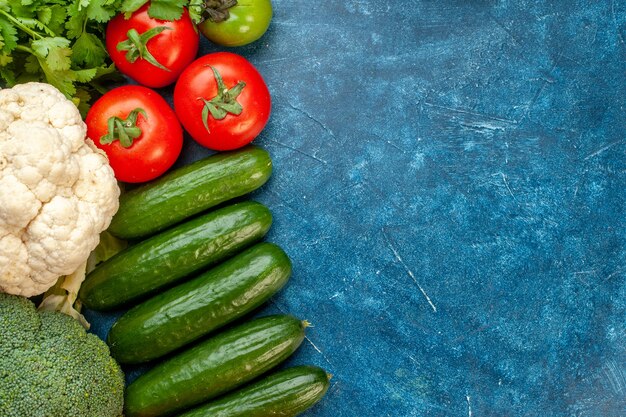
[0,9,43,39]
[15,44,34,54]
[89,81,109,95]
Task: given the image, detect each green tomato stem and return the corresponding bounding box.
[204,0,238,23]
[198,65,246,132]
[100,108,148,148]
[117,27,172,71]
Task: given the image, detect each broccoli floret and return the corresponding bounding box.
[0,293,124,417]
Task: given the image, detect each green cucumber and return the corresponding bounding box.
[179,366,331,417]
[79,201,272,311]
[124,315,306,417]
[107,242,292,364]
[108,146,272,239]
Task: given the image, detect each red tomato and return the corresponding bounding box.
[173,52,271,151]
[106,4,199,88]
[86,85,183,183]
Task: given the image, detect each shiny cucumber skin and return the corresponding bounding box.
[124,315,306,417]
[79,201,272,311]
[107,242,292,364]
[179,366,331,417]
[108,146,272,239]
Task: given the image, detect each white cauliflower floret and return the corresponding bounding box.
[0,83,120,297]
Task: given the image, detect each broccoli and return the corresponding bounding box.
[0,293,125,417]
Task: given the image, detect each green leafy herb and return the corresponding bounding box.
[0,0,125,113]
[148,0,188,20]
[121,0,208,23]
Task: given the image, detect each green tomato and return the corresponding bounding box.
[199,0,273,47]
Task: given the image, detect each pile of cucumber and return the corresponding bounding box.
[79,146,330,417]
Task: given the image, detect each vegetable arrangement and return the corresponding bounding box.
[0,0,272,110]
[1,1,331,416]
[77,145,330,416]
[81,200,274,310]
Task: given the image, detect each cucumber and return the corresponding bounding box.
[179,366,331,417]
[124,315,306,417]
[108,146,272,239]
[107,242,292,364]
[79,201,272,311]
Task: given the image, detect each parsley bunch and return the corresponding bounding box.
[0,0,127,112]
[120,0,204,22]
[0,0,203,113]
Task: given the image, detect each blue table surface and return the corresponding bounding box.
[87,1,626,416]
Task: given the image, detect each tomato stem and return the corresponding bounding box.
[198,65,246,132]
[204,0,238,23]
[117,27,172,71]
[100,108,148,148]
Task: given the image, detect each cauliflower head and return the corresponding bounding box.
[0,82,120,297]
[0,293,125,417]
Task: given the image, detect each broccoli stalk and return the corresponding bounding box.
[38,231,127,329]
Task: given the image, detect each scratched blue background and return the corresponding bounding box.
[88,1,626,416]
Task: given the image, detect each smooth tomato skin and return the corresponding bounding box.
[106,5,199,88]
[198,0,273,47]
[86,86,183,183]
[173,52,271,151]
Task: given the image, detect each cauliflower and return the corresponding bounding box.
[0,82,120,297]
[0,293,125,417]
